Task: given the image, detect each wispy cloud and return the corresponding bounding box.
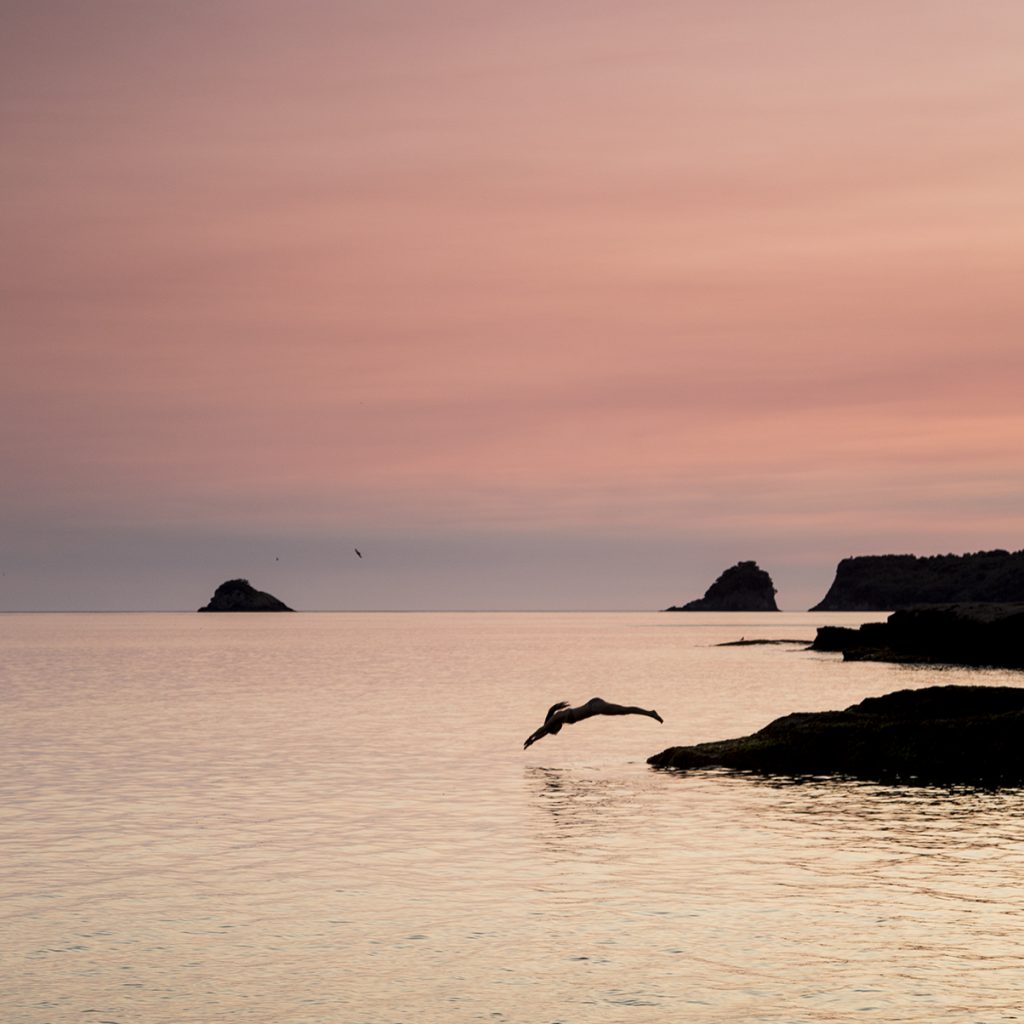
[3,1,1024,608]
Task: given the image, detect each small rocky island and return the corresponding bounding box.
[810,549,1024,610]
[198,579,294,612]
[648,685,1024,784]
[811,603,1024,669]
[664,560,779,611]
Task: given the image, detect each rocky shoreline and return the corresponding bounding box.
[648,685,1024,785]
[810,603,1024,669]
[651,603,1024,784]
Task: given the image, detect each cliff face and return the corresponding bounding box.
[665,560,779,611]
[811,549,1024,611]
[198,579,294,612]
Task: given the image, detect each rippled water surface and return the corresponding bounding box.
[4,612,1024,1023]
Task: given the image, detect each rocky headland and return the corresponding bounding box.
[198,579,294,612]
[648,685,1024,784]
[811,549,1024,611]
[664,560,779,612]
[810,603,1024,669]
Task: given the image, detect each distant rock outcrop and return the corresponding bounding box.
[810,603,1024,669]
[648,685,1024,785]
[810,549,1024,611]
[198,579,294,612]
[665,561,779,611]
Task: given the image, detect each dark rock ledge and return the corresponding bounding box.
[811,603,1024,669]
[198,578,294,612]
[648,685,1024,785]
[715,638,811,647]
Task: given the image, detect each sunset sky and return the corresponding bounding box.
[4,1,1024,610]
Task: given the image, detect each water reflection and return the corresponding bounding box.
[673,767,1024,843]
[718,766,1024,817]
[10,612,1024,1024]
[525,765,664,852]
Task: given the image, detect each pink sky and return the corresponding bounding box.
[3,1,1024,609]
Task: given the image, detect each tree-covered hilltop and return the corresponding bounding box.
[810,549,1024,611]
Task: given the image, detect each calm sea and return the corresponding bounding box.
[3,611,1024,1024]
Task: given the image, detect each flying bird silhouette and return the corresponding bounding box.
[354,548,362,558]
[523,697,663,749]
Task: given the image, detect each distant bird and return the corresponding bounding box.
[523,697,663,749]
[354,548,363,559]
